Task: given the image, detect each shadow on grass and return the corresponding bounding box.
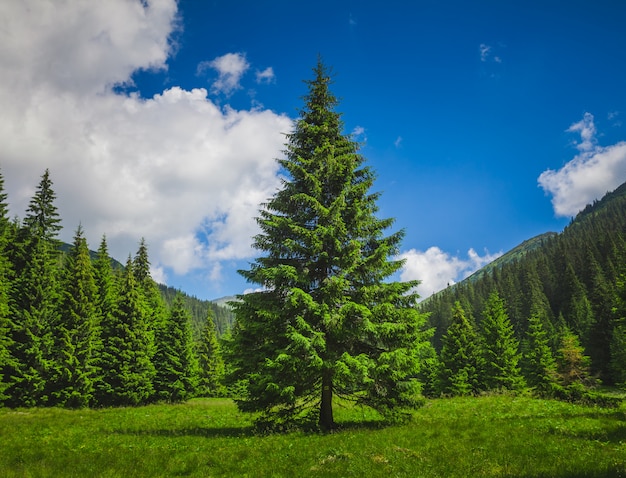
[116,425,255,438]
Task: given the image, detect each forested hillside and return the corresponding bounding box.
[421,181,626,386]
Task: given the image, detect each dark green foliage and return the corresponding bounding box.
[522,313,559,396]
[480,292,525,391]
[153,294,199,402]
[52,225,100,408]
[438,302,482,396]
[97,257,155,406]
[421,181,626,386]
[228,60,429,430]
[0,169,15,403]
[196,309,225,397]
[5,170,63,407]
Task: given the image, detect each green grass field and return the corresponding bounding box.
[1,395,625,477]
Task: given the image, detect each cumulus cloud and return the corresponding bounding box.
[538,112,626,217]
[198,52,250,96]
[479,43,492,62]
[399,247,502,300]
[0,0,291,293]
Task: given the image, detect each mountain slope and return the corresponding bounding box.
[420,181,626,383]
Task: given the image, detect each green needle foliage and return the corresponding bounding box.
[197,309,225,398]
[228,60,429,431]
[522,312,559,396]
[53,225,100,408]
[480,292,525,391]
[438,302,483,396]
[153,294,199,402]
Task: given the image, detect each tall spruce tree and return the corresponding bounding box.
[438,302,483,396]
[0,169,15,403]
[53,225,100,407]
[98,257,155,406]
[153,294,199,402]
[6,169,62,406]
[227,60,429,430]
[92,235,117,405]
[480,292,525,391]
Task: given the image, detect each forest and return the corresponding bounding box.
[419,180,626,399]
[0,169,227,408]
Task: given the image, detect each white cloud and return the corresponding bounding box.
[479,43,491,62]
[351,126,366,142]
[198,52,250,96]
[394,136,403,148]
[399,247,502,300]
[255,67,275,84]
[0,0,292,292]
[538,112,626,217]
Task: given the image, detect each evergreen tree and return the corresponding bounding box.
[0,169,15,403]
[6,170,62,406]
[197,308,225,398]
[153,294,199,402]
[92,235,117,404]
[97,257,155,406]
[438,302,483,396]
[227,60,429,430]
[53,225,100,407]
[557,329,593,387]
[480,292,525,391]
[522,313,559,396]
[610,274,626,387]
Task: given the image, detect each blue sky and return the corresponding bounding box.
[1,1,626,300]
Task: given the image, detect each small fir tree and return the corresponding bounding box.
[438,302,483,396]
[480,292,525,391]
[197,309,225,397]
[522,313,559,395]
[557,328,593,387]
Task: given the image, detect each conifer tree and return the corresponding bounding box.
[197,308,225,397]
[153,294,199,402]
[438,302,483,396]
[98,257,155,406]
[53,225,100,407]
[480,292,525,391]
[6,170,62,406]
[227,60,429,430]
[522,313,559,395]
[92,235,117,404]
[557,329,593,387]
[0,169,15,403]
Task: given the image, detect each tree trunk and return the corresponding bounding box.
[319,371,334,430]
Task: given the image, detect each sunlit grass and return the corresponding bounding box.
[1,396,625,477]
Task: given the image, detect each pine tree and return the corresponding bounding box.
[153,294,199,402]
[6,170,62,406]
[438,302,483,396]
[227,60,429,430]
[609,274,626,387]
[97,257,155,406]
[480,292,525,391]
[522,313,559,396]
[197,308,225,397]
[53,225,100,407]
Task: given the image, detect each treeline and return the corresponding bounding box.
[0,169,225,408]
[421,182,626,393]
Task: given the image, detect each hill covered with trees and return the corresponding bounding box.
[420,180,626,390]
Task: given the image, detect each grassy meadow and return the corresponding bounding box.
[1,395,625,477]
